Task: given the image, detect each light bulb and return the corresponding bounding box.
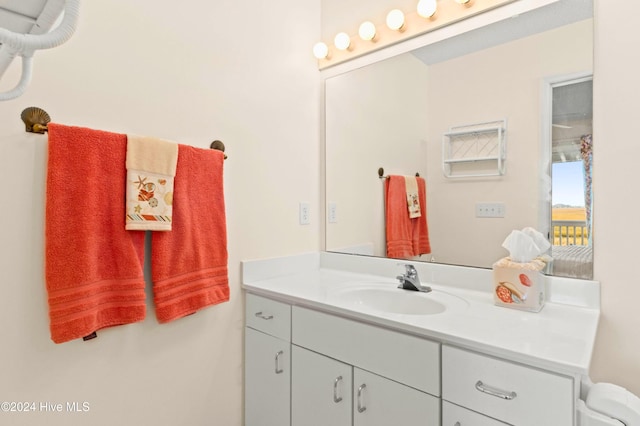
[386,9,405,31]
[313,42,329,59]
[417,0,437,18]
[358,21,377,41]
[334,32,351,51]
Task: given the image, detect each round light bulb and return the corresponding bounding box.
[386,9,405,31]
[334,32,351,51]
[312,42,329,59]
[358,21,377,41]
[417,0,437,18]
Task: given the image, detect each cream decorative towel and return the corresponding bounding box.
[126,135,178,231]
[404,176,421,218]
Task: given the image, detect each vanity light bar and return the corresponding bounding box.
[313,0,513,69]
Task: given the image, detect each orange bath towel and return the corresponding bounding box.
[151,145,229,323]
[45,124,147,344]
[385,175,431,259]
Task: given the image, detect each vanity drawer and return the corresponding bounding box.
[442,401,509,426]
[245,294,291,341]
[442,345,574,426]
[292,306,440,396]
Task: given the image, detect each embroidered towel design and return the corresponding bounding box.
[405,176,421,218]
[126,135,178,231]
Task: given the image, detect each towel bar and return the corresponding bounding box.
[20,106,228,158]
[378,167,419,179]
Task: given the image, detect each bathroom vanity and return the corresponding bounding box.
[243,252,599,426]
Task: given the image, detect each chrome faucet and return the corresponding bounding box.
[396,264,431,292]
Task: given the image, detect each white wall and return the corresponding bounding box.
[590,0,640,394]
[0,1,320,425]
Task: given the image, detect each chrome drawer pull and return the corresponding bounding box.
[333,376,343,403]
[357,384,367,413]
[254,311,274,320]
[475,380,517,400]
[275,350,284,374]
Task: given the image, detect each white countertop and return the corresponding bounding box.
[242,252,600,376]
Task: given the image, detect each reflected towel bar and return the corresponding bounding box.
[378,167,419,179]
[20,106,228,159]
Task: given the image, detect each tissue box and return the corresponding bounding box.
[492,257,546,312]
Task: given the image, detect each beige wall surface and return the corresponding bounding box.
[590,0,640,394]
[0,1,320,425]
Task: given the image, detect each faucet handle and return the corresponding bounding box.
[397,263,417,276]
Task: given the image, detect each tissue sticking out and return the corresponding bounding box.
[493,227,549,312]
[501,227,551,263]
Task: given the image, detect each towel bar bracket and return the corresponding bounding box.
[21,106,50,134]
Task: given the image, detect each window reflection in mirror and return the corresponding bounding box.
[550,78,593,279]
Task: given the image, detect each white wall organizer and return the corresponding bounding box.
[442,119,507,178]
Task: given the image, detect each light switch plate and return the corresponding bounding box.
[476,202,505,218]
[299,202,310,225]
[328,203,337,223]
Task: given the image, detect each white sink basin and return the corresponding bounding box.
[330,284,468,316]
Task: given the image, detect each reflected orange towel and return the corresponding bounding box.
[385,175,431,258]
[45,124,146,344]
[151,145,229,323]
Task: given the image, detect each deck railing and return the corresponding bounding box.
[552,220,589,246]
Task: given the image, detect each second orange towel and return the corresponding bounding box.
[151,145,229,323]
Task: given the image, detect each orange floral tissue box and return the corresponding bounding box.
[492,257,546,312]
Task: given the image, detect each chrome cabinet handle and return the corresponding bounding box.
[333,376,343,403]
[357,383,367,413]
[475,380,517,400]
[274,350,284,374]
[255,311,273,320]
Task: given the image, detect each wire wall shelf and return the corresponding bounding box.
[442,119,507,178]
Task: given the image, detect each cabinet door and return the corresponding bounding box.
[353,368,440,426]
[291,346,352,426]
[442,401,509,426]
[245,327,290,426]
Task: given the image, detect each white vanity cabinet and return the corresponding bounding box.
[244,294,291,426]
[244,292,582,426]
[442,345,575,426]
[291,306,441,426]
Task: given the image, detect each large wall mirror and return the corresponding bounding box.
[325,0,594,279]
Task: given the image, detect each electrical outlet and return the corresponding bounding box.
[328,203,337,223]
[299,202,310,225]
[475,202,505,218]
